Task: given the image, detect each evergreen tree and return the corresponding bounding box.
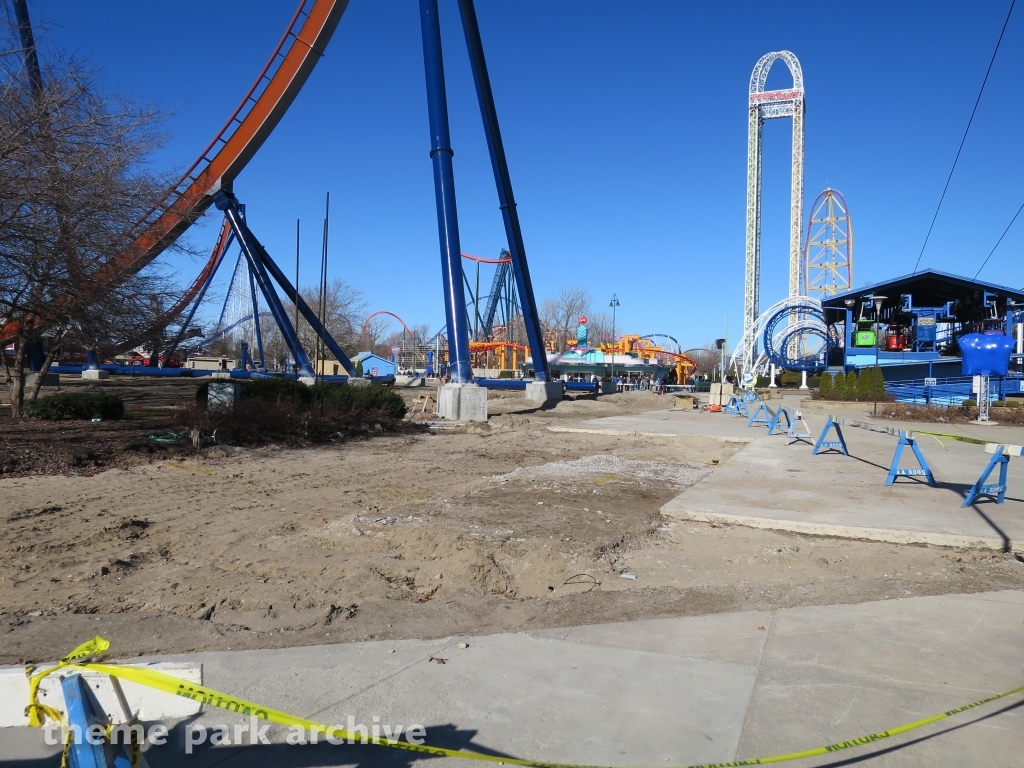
[872,365,887,401]
[856,369,874,401]
[832,371,846,401]
[818,371,833,400]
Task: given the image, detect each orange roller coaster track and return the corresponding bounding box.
[2,0,350,344]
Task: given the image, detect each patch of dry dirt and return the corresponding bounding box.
[2,386,1023,663]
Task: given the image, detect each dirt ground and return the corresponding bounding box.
[2,380,1023,663]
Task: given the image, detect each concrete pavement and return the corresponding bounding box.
[566,403,1024,552]
[2,590,1022,767]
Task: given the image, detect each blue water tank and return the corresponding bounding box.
[960,331,1013,376]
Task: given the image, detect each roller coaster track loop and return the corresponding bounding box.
[729,295,829,375]
[1,0,350,345]
[361,311,419,345]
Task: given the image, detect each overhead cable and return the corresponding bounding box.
[912,0,1016,274]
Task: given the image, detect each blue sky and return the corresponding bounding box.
[26,0,1024,350]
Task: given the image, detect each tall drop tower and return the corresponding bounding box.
[803,188,853,296]
[743,51,805,366]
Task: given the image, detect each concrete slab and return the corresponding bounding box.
[737,591,1024,767]
[568,407,1024,552]
[529,610,772,667]
[81,369,108,380]
[2,591,1022,767]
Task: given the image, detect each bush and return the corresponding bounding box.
[818,371,833,399]
[196,377,315,407]
[855,368,871,401]
[23,390,124,420]
[779,370,801,388]
[311,382,406,419]
[831,371,847,401]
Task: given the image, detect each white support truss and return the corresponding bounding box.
[743,51,805,367]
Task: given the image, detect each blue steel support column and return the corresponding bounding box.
[164,229,235,362]
[457,0,550,382]
[215,192,358,377]
[248,265,266,369]
[240,204,266,369]
[419,0,473,383]
[216,194,314,377]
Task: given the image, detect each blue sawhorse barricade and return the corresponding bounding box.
[786,411,813,445]
[724,390,758,418]
[810,415,935,487]
[886,432,936,487]
[62,673,142,768]
[812,416,848,456]
[962,443,1020,506]
[746,399,793,435]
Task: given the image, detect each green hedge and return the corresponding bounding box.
[195,378,405,418]
[310,382,406,419]
[23,391,124,420]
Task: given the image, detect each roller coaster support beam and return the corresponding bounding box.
[216,191,357,377]
[458,0,549,382]
[217,193,313,377]
[164,229,236,364]
[240,205,267,369]
[248,260,267,369]
[420,0,473,384]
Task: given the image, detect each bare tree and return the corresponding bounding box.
[0,25,188,415]
[585,310,614,346]
[255,277,367,370]
[539,285,592,352]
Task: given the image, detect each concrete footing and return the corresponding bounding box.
[348,377,371,387]
[396,376,425,387]
[526,380,563,406]
[437,383,488,422]
[81,369,108,380]
[207,381,241,412]
[26,372,59,388]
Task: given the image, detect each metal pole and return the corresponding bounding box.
[215,192,357,376]
[295,220,301,374]
[610,294,619,387]
[419,0,473,384]
[456,0,550,382]
[217,199,313,377]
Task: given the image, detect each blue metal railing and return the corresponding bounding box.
[884,375,1022,405]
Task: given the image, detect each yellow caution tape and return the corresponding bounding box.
[914,430,989,446]
[26,637,1024,768]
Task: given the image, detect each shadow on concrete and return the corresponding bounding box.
[0,719,514,768]
[807,696,1024,767]
[933,480,1015,552]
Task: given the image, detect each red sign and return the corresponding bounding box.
[750,89,801,103]
[578,315,588,325]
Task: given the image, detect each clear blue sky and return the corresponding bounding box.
[27,0,1024,350]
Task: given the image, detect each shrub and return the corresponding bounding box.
[311,382,406,419]
[831,371,846,401]
[196,377,314,406]
[23,390,124,420]
[818,371,833,399]
[855,368,871,401]
[779,369,801,388]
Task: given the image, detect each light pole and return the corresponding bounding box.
[609,294,620,387]
[872,295,886,417]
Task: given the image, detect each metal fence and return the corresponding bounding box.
[884,375,1024,405]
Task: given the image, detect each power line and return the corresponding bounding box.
[972,199,1024,281]
[912,0,1016,274]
